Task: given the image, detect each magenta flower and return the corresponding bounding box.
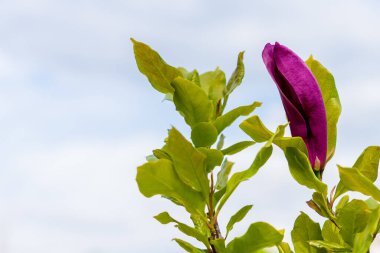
[262,42,327,170]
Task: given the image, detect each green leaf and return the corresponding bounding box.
[155,212,209,247]
[166,128,209,200]
[178,67,201,86]
[191,122,218,147]
[335,195,349,212]
[226,205,253,238]
[191,213,210,238]
[284,147,328,196]
[353,205,380,253]
[197,148,224,173]
[277,242,294,253]
[226,51,245,96]
[352,146,380,181]
[216,134,225,150]
[308,241,351,252]
[214,187,226,206]
[335,146,380,199]
[336,200,371,246]
[240,115,308,155]
[306,56,341,162]
[136,159,205,214]
[152,148,171,160]
[227,222,284,253]
[338,165,380,201]
[171,77,212,126]
[214,102,262,134]
[173,238,205,253]
[221,141,255,155]
[239,115,274,142]
[131,38,182,94]
[199,67,226,101]
[215,159,234,190]
[210,239,228,253]
[216,145,273,213]
[322,220,345,246]
[310,192,336,222]
[291,212,325,253]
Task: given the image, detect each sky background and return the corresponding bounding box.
[0,0,380,252]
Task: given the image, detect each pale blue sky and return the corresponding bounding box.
[0,0,379,252]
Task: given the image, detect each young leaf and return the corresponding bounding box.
[336,200,371,246]
[310,192,336,222]
[240,115,307,155]
[226,205,253,238]
[215,159,234,190]
[338,165,380,201]
[291,212,325,253]
[305,56,341,162]
[284,147,328,196]
[216,134,225,150]
[226,51,245,96]
[166,128,209,200]
[197,148,224,173]
[131,38,182,94]
[214,102,262,133]
[221,141,255,155]
[136,159,205,214]
[335,146,380,198]
[227,222,284,253]
[173,238,206,253]
[171,77,212,126]
[199,68,226,101]
[178,67,201,86]
[155,212,209,247]
[216,144,273,213]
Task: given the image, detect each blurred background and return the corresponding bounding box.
[0,0,379,252]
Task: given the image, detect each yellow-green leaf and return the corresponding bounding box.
[284,148,328,196]
[166,128,209,201]
[226,51,245,96]
[136,159,205,214]
[227,222,284,253]
[171,77,212,126]
[226,205,253,238]
[214,102,261,133]
[199,67,226,101]
[131,38,182,94]
[306,56,341,161]
[291,212,325,253]
[240,115,308,155]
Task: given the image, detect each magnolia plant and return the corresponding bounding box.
[131,38,380,253]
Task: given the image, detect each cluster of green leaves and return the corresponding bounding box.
[132,39,380,253]
[132,39,285,253]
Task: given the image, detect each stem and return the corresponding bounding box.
[207,172,223,253]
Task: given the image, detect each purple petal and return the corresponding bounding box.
[262,43,327,169]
